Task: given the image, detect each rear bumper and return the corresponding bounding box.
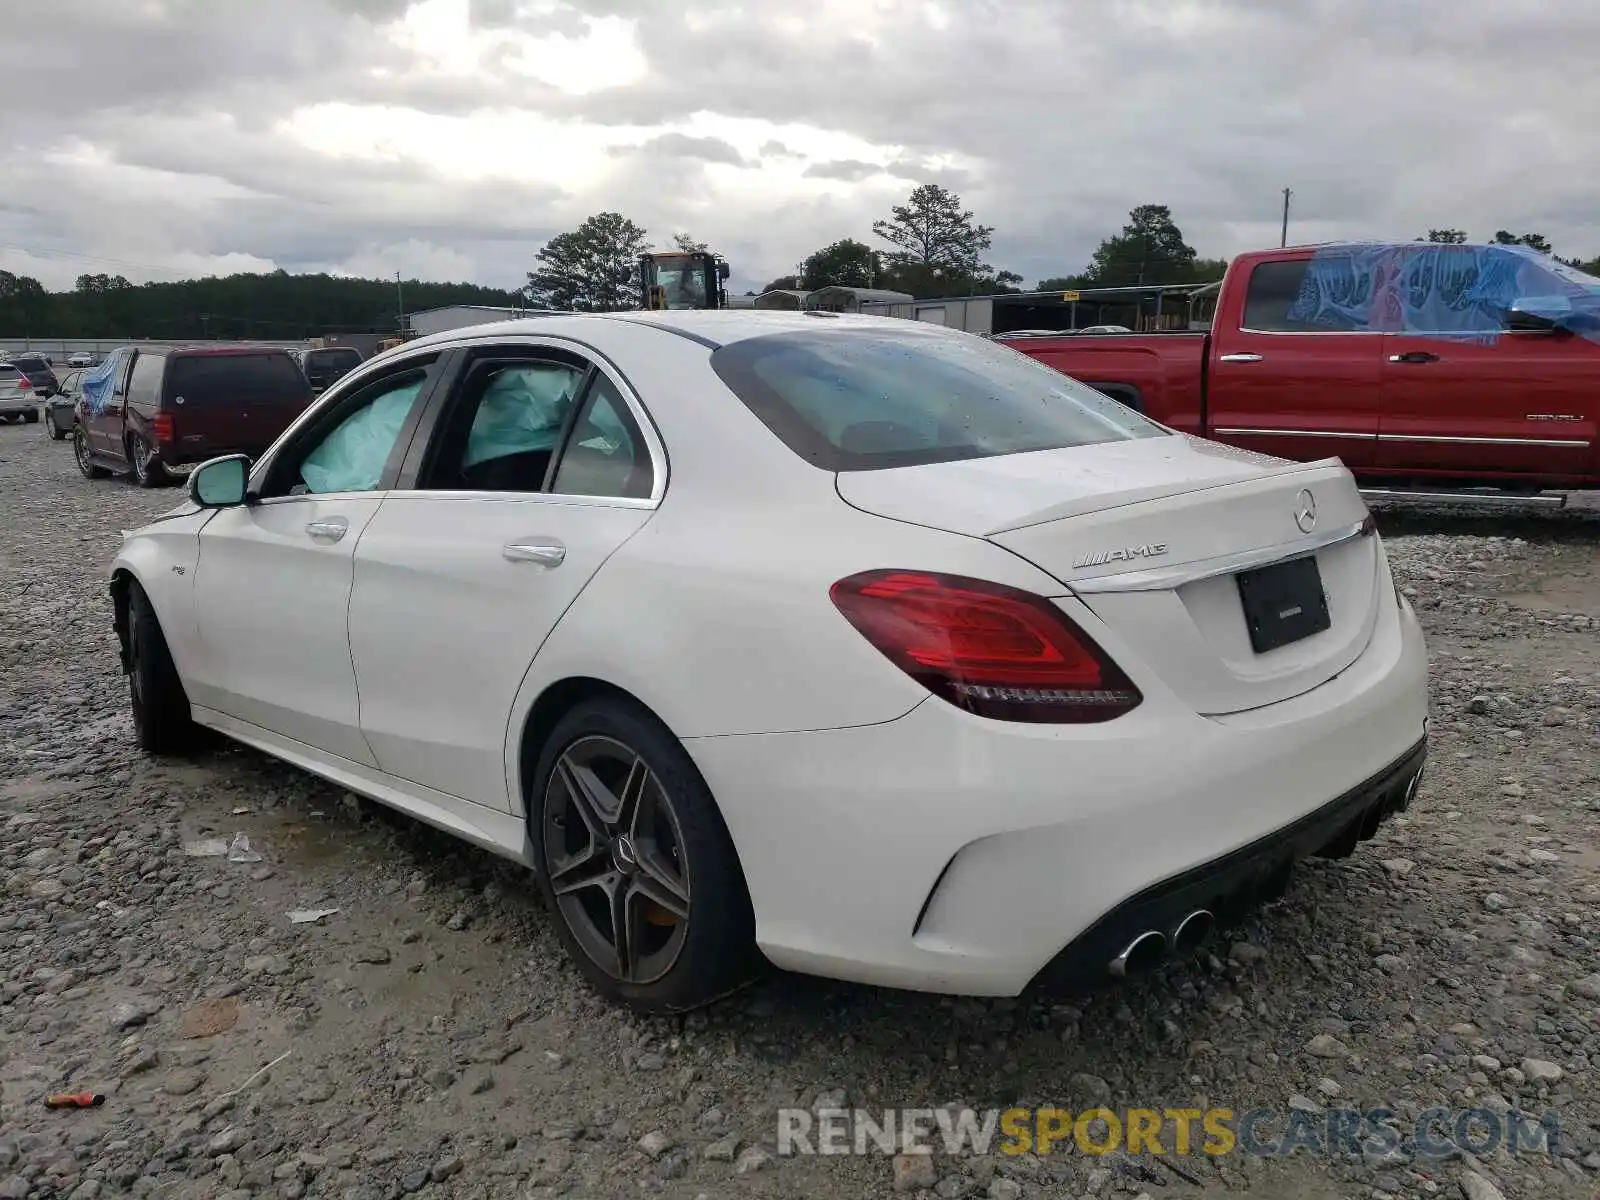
[687,591,1428,996]
[1034,735,1424,986]
[0,398,35,415]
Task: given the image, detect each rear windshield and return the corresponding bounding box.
[166,353,308,406]
[304,349,361,370]
[710,326,1168,471]
[0,365,19,379]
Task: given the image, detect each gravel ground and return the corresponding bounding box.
[1,419,1597,1200]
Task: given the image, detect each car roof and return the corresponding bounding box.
[397,309,948,356]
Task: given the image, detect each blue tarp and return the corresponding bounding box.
[1289,243,1600,344]
[81,347,132,415]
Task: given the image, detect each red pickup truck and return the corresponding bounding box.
[1006,242,1600,500]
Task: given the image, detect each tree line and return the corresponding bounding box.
[0,268,523,342]
[527,189,1235,311]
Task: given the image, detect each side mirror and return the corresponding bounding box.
[1506,297,1568,334]
[718,262,731,281]
[189,454,251,508]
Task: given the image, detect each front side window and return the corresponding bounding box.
[549,376,653,499]
[295,374,428,495]
[426,360,587,492]
[710,327,1167,472]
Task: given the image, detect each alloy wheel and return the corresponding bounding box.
[541,735,691,985]
[132,437,152,482]
[74,428,91,473]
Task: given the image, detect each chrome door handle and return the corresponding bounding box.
[1218,353,1264,364]
[1389,351,1440,364]
[503,540,566,567]
[305,518,349,542]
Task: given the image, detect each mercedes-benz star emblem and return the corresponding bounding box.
[611,834,639,874]
[1294,488,1318,534]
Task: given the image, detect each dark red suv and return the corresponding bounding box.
[76,346,313,487]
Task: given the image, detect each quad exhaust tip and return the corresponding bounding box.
[1170,909,1214,954]
[1108,930,1167,978]
[1108,910,1216,977]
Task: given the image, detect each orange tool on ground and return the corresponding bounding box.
[44,1092,105,1109]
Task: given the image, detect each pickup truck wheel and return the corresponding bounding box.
[73,426,110,478]
[127,581,197,755]
[129,435,168,488]
[47,419,66,441]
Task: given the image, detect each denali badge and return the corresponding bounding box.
[1072,544,1169,569]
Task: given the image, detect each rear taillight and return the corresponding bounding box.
[830,570,1142,723]
[15,374,31,392]
[153,412,175,444]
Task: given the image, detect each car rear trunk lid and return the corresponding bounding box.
[836,435,1382,716]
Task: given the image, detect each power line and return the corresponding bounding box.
[0,241,193,278]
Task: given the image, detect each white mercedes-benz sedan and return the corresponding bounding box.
[110,311,1428,1012]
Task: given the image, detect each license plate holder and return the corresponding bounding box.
[1236,555,1331,654]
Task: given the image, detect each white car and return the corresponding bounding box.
[68,352,94,368]
[110,312,1428,1012]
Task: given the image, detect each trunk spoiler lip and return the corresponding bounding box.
[1067,516,1375,596]
[982,456,1350,536]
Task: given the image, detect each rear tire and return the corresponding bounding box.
[528,697,759,1014]
[73,426,109,478]
[129,434,168,488]
[24,409,38,424]
[127,582,196,755]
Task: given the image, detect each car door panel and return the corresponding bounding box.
[348,495,652,808]
[186,356,448,765]
[193,496,385,764]
[346,349,664,812]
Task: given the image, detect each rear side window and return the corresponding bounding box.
[166,354,308,406]
[305,349,361,370]
[710,328,1167,472]
[127,353,166,407]
[1244,258,1373,333]
[0,366,19,380]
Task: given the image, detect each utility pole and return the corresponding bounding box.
[1280,188,1293,248]
[395,271,404,336]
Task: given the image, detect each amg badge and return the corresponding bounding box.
[1073,544,1169,570]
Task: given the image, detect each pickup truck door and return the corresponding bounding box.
[1205,255,1382,470]
[1377,329,1597,480]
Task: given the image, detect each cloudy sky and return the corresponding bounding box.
[2,0,1596,297]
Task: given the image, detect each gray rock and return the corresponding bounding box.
[1521,1058,1563,1084]
[1570,973,1600,1001]
[1305,1034,1347,1059]
[637,1130,671,1160]
[428,1156,462,1182]
[1069,1072,1112,1104]
[894,1152,938,1193]
[704,1131,740,1162]
[208,1128,247,1157]
[0,1177,26,1200]
[109,1001,149,1030]
[1459,1173,1507,1200]
[162,1068,205,1096]
[988,1181,1023,1200]
[735,1145,771,1174]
